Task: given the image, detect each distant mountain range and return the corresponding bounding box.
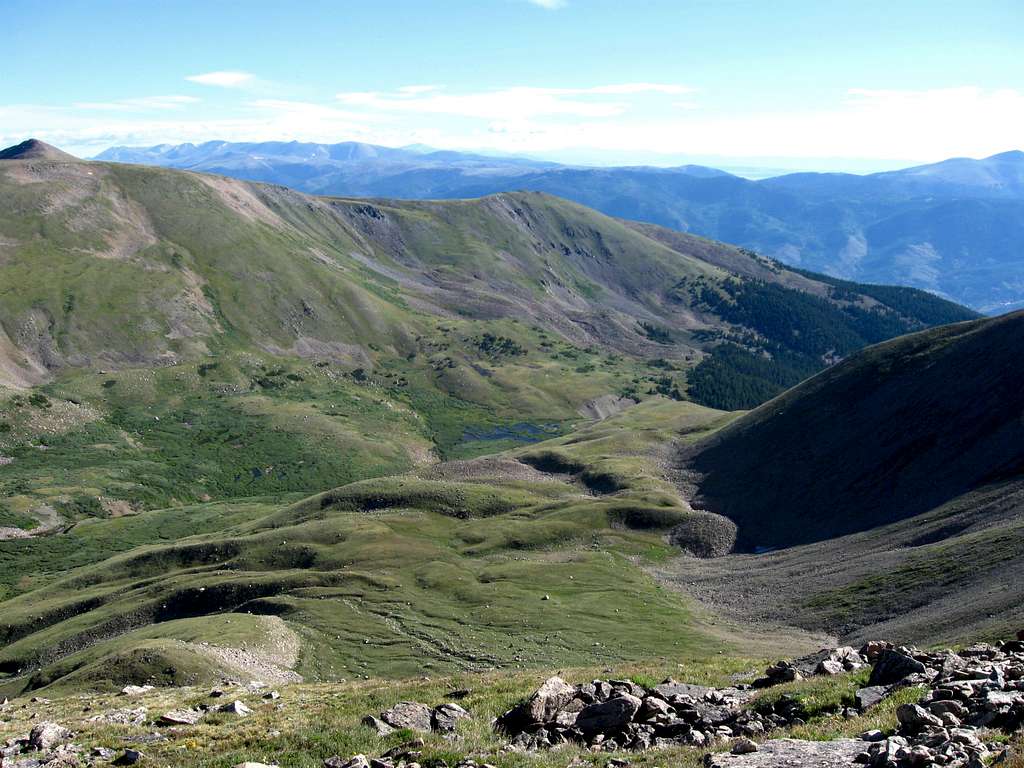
[96,141,1024,313]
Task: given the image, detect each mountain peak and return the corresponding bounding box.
[988,149,1024,162]
[0,138,78,161]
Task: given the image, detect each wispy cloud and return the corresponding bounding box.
[336,83,693,120]
[525,0,567,9]
[185,71,254,88]
[74,95,200,111]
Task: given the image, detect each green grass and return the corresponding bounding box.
[0,399,754,696]
[0,659,946,768]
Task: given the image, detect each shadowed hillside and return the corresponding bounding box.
[684,311,1024,550]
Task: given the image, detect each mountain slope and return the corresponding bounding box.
[98,140,1024,312]
[0,141,972,402]
[0,141,975,536]
[684,310,1024,550]
[648,311,1024,644]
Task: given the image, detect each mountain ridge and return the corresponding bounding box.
[91,139,1024,312]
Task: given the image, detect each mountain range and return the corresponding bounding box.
[95,140,1024,314]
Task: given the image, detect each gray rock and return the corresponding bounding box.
[220,700,252,716]
[113,749,144,766]
[432,702,471,733]
[575,693,641,736]
[868,648,926,686]
[158,709,203,726]
[815,659,844,676]
[706,738,865,767]
[525,676,575,722]
[380,702,433,732]
[731,738,758,754]
[323,756,369,768]
[855,686,891,710]
[639,696,672,720]
[28,722,71,751]
[652,679,711,700]
[896,703,943,733]
[360,715,394,736]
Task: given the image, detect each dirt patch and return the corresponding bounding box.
[577,394,636,420]
[415,456,570,485]
[0,323,50,389]
[196,175,287,229]
[0,504,64,541]
[163,267,220,340]
[262,337,372,366]
[180,616,302,685]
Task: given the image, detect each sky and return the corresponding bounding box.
[4,0,1023,173]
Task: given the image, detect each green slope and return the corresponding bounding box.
[0,399,752,696]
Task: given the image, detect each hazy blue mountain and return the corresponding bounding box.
[95,141,1024,312]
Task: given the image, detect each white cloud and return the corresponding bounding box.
[186,71,254,88]
[74,95,200,111]
[4,85,1021,168]
[525,0,567,8]
[335,83,693,120]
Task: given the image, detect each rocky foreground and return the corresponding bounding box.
[489,639,1023,768]
[1,638,1021,767]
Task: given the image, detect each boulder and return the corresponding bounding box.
[815,659,844,676]
[220,700,252,716]
[380,702,433,732]
[28,722,71,751]
[360,715,394,736]
[575,693,641,736]
[896,703,943,733]
[432,702,471,733]
[120,685,154,697]
[855,686,891,711]
[524,676,575,722]
[158,709,203,726]
[731,738,758,754]
[113,750,144,766]
[868,648,926,686]
[497,676,575,731]
[653,679,710,700]
[323,756,369,768]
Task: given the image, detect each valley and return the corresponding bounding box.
[0,141,1020,768]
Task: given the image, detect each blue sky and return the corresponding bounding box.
[4,0,1023,172]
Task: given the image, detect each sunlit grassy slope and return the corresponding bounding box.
[0,399,771,697]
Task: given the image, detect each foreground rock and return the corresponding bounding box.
[158,708,204,725]
[857,640,1024,767]
[28,721,72,751]
[707,738,865,767]
[495,637,1024,765]
[379,702,434,732]
[496,673,760,751]
[366,701,472,735]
